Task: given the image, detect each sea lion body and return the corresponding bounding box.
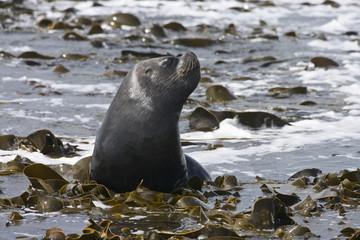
[90,52,210,193]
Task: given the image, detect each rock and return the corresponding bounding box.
[310,56,339,68]
[206,85,237,102]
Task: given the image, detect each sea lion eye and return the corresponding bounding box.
[144,68,151,75]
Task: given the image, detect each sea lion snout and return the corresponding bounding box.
[179,52,200,69]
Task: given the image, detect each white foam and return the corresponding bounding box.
[85,104,110,110]
[188,147,250,166]
[8,46,33,53]
[308,39,360,51]
[182,118,252,141]
[0,138,94,165]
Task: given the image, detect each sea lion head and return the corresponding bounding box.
[124,52,200,110]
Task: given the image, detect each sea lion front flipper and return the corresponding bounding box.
[185,154,211,181]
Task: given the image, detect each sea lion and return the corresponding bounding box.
[90,52,211,193]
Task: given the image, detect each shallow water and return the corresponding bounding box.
[1,0,360,239]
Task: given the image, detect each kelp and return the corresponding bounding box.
[1,160,360,239]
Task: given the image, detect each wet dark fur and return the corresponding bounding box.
[90,52,210,193]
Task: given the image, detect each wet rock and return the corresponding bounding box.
[23,60,41,66]
[74,16,93,26]
[269,86,307,94]
[243,55,277,63]
[214,60,228,65]
[24,129,76,157]
[247,197,295,229]
[146,23,166,38]
[224,23,237,35]
[169,38,215,47]
[269,86,307,98]
[61,53,90,61]
[251,27,263,36]
[344,31,358,36]
[323,0,340,8]
[206,85,237,102]
[48,21,82,30]
[259,1,276,7]
[162,21,187,31]
[189,107,220,131]
[214,50,231,55]
[189,106,290,131]
[300,100,317,106]
[289,168,322,179]
[18,51,55,60]
[63,31,88,41]
[90,40,104,48]
[87,24,103,35]
[0,135,19,150]
[103,70,127,78]
[105,12,141,27]
[310,56,339,68]
[37,18,53,28]
[123,34,154,43]
[52,64,69,73]
[261,59,290,67]
[283,30,298,38]
[229,6,250,12]
[200,77,213,83]
[196,24,220,33]
[257,34,279,40]
[313,32,327,40]
[231,76,254,81]
[214,110,289,128]
[0,51,15,58]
